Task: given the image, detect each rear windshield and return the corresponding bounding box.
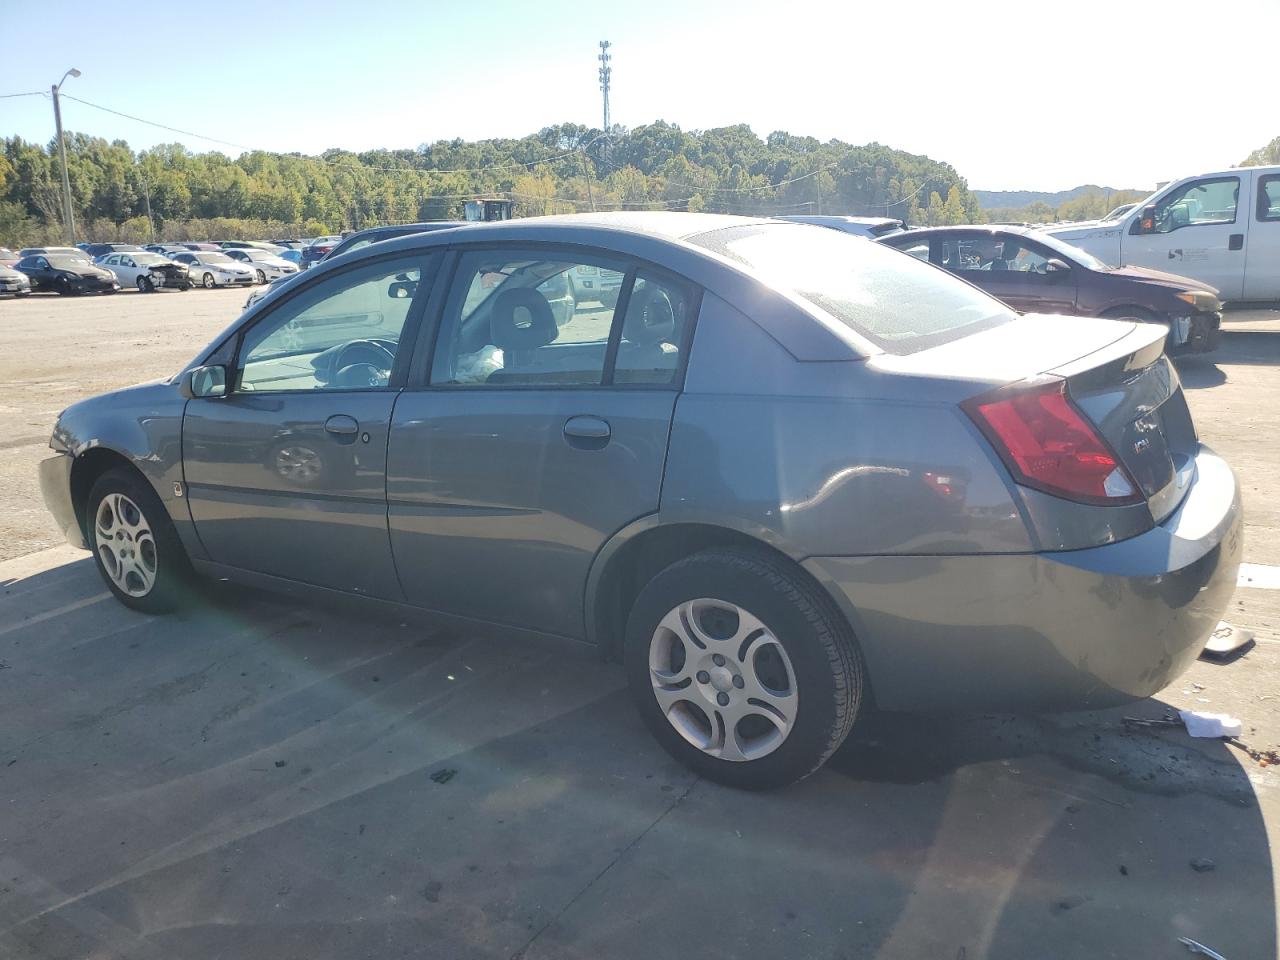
[691,223,1014,354]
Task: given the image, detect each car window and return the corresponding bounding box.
[1149,176,1239,232]
[939,235,1054,275]
[430,251,624,387]
[103,255,119,266]
[693,223,1013,354]
[237,256,426,393]
[613,271,695,385]
[122,257,135,267]
[889,238,931,261]
[1257,174,1280,222]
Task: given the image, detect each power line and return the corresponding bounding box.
[61,93,255,151]
[0,91,47,100]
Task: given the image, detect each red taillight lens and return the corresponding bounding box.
[964,379,1141,505]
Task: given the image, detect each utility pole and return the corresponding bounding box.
[141,178,155,239]
[598,41,612,132]
[52,68,81,244]
[580,149,597,212]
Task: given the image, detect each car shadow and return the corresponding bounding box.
[1177,327,1280,388]
[0,559,1273,960]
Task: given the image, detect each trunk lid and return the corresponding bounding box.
[1048,321,1196,521]
[880,313,1196,522]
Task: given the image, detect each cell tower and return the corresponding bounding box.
[598,40,612,131]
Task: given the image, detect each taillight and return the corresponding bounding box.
[963,378,1140,506]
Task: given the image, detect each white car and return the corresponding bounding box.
[224,248,300,284]
[169,251,255,288]
[96,251,192,292]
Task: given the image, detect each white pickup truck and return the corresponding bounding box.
[1042,165,1280,302]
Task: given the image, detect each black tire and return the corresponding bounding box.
[85,468,194,613]
[136,275,153,293]
[255,269,266,284]
[1100,305,1157,323]
[202,272,215,289]
[623,547,863,790]
[56,277,73,296]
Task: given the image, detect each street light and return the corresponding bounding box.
[52,68,81,244]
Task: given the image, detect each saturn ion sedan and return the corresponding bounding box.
[39,213,1242,789]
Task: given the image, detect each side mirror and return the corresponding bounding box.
[1136,204,1157,234]
[182,364,228,399]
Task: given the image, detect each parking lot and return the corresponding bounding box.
[1,288,1279,959]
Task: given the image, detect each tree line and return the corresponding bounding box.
[0,121,985,245]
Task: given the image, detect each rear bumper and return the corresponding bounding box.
[806,443,1242,713]
[38,451,86,550]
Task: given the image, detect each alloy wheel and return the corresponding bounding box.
[94,493,158,598]
[202,273,215,289]
[648,598,798,762]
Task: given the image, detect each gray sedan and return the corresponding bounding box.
[39,213,1242,789]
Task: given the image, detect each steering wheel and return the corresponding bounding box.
[332,339,395,388]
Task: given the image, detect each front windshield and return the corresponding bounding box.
[134,253,166,265]
[693,223,1014,353]
[200,252,235,264]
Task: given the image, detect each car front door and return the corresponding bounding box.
[387,248,697,639]
[182,253,434,598]
[934,232,1078,314]
[117,256,137,284]
[1244,172,1280,300]
[1124,174,1248,299]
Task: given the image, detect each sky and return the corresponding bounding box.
[2,0,1275,193]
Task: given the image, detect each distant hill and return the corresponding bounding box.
[974,185,1142,209]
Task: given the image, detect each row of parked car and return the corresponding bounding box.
[0,237,338,297]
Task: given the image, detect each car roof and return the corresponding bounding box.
[890,224,1037,239]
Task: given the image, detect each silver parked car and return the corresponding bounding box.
[38,213,1242,789]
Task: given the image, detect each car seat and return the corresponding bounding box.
[617,284,678,379]
[485,288,558,383]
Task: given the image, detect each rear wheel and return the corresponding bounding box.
[202,272,215,289]
[86,468,194,613]
[624,547,863,790]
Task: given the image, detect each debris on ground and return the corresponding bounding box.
[1178,936,1227,959]
[1178,711,1243,739]
[274,760,288,768]
[430,768,456,784]
[1200,621,1254,661]
[1123,715,1181,728]
[1189,858,1216,873]
[1225,738,1280,767]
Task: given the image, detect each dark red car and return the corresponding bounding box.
[879,225,1222,353]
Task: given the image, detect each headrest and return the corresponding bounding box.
[490,288,558,351]
[623,285,676,346]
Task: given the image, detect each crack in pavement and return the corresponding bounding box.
[508,776,700,960]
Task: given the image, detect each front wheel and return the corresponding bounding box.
[202,272,215,289]
[255,269,266,284]
[56,277,73,296]
[86,468,193,613]
[624,547,864,789]
[136,275,153,293]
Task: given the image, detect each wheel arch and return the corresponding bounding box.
[69,447,146,538]
[586,518,863,671]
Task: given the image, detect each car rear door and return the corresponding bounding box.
[1123,173,1248,299]
[182,253,435,598]
[386,247,697,639]
[1244,172,1280,300]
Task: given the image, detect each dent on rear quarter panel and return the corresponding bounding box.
[661,294,1033,557]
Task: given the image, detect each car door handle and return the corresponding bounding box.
[1228,233,1244,251]
[324,414,359,437]
[564,415,611,446]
